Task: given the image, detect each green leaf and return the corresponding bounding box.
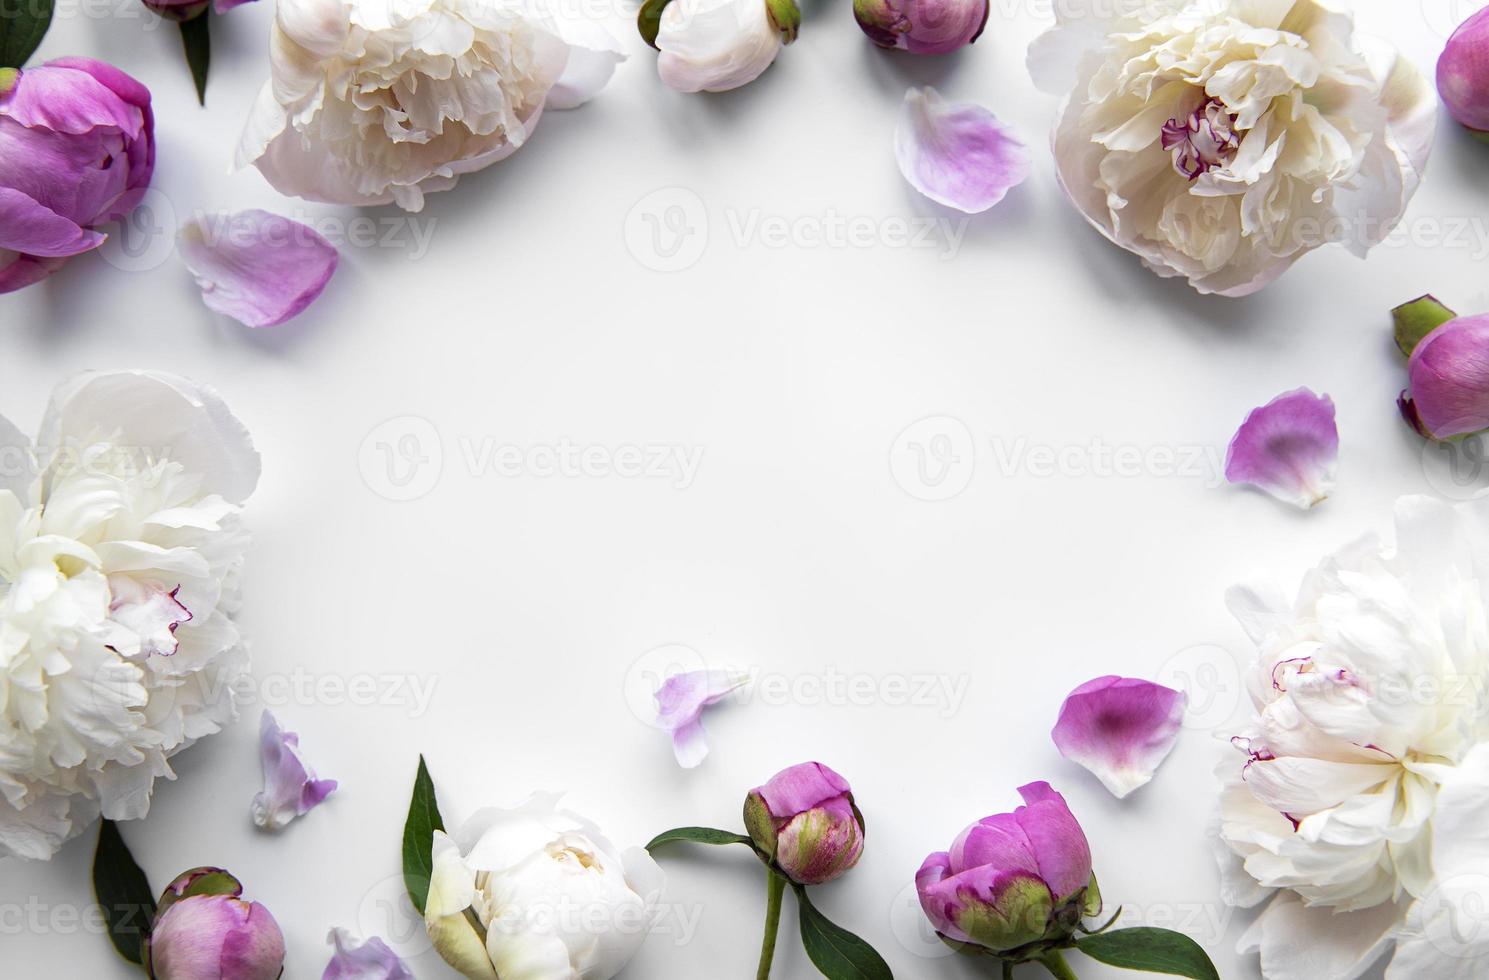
[91,819,156,967]
[646,826,755,851]
[178,12,210,106]
[0,0,53,68]
[795,885,894,980]
[1075,927,1220,980]
[1393,295,1457,357]
[402,755,446,917]
[636,0,672,49]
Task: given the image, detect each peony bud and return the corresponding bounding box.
[0,59,154,294]
[145,869,285,980]
[1438,7,1489,136]
[854,0,987,54]
[744,762,864,885]
[917,783,1099,957]
[1398,309,1489,441]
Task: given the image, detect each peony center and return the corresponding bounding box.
[1161,98,1241,181]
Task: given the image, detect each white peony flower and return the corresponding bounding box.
[0,371,259,860]
[425,793,665,979]
[237,0,625,211]
[1028,0,1436,297]
[655,0,786,94]
[1216,495,1489,979]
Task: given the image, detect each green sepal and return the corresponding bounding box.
[637,0,672,49]
[765,0,800,42]
[743,790,778,860]
[1081,873,1102,918]
[1393,295,1457,357]
[155,868,243,920]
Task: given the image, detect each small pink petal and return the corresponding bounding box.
[1224,387,1338,509]
[654,668,750,769]
[323,928,414,980]
[252,710,338,830]
[894,86,1029,214]
[179,209,338,328]
[1051,676,1186,799]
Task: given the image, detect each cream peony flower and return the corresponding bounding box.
[1028,0,1436,296]
[425,793,665,979]
[655,0,784,94]
[1216,496,1489,979]
[237,0,625,211]
[0,372,259,860]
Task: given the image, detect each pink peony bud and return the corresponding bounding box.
[1438,7,1489,135]
[744,762,865,885]
[1400,313,1489,440]
[0,59,154,294]
[853,0,987,54]
[146,869,285,980]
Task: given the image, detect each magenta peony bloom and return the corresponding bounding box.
[1438,7,1489,135]
[744,762,865,885]
[1400,314,1489,440]
[854,0,987,54]
[917,782,1098,955]
[146,869,286,980]
[0,58,154,294]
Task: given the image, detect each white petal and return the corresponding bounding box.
[1240,890,1401,980]
[656,0,780,94]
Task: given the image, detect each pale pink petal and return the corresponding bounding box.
[252,710,338,831]
[1051,676,1186,799]
[323,928,415,980]
[894,86,1029,214]
[1224,387,1338,509]
[178,209,338,328]
[653,668,749,768]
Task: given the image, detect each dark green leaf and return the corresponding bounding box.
[402,755,446,916]
[178,13,210,106]
[1076,927,1220,980]
[92,819,156,967]
[1393,295,1457,357]
[637,0,672,49]
[0,0,53,68]
[795,885,894,980]
[646,826,754,851]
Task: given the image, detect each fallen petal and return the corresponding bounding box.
[323,928,415,980]
[1224,388,1339,509]
[252,710,338,830]
[1051,676,1186,799]
[179,209,338,328]
[654,668,750,768]
[895,86,1029,214]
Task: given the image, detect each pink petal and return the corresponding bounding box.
[252,710,338,831]
[323,928,415,980]
[0,187,104,257]
[653,668,749,768]
[894,86,1029,214]
[179,209,338,328]
[1224,387,1338,509]
[1051,677,1186,799]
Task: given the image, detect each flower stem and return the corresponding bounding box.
[1037,950,1079,980]
[1002,962,1016,980]
[756,870,786,980]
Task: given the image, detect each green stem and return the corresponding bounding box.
[1002,961,1016,980]
[756,870,786,980]
[1037,950,1079,980]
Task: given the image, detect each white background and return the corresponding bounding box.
[5,0,1489,977]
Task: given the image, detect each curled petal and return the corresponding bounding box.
[251,710,338,831]
[895,86,1029,214]
[653,668,749,768]
[1224,387,1339,509]
[179,209,338,328]
[656,0,782,93]
[323,928,415,979]
[1051,676,1186,799]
